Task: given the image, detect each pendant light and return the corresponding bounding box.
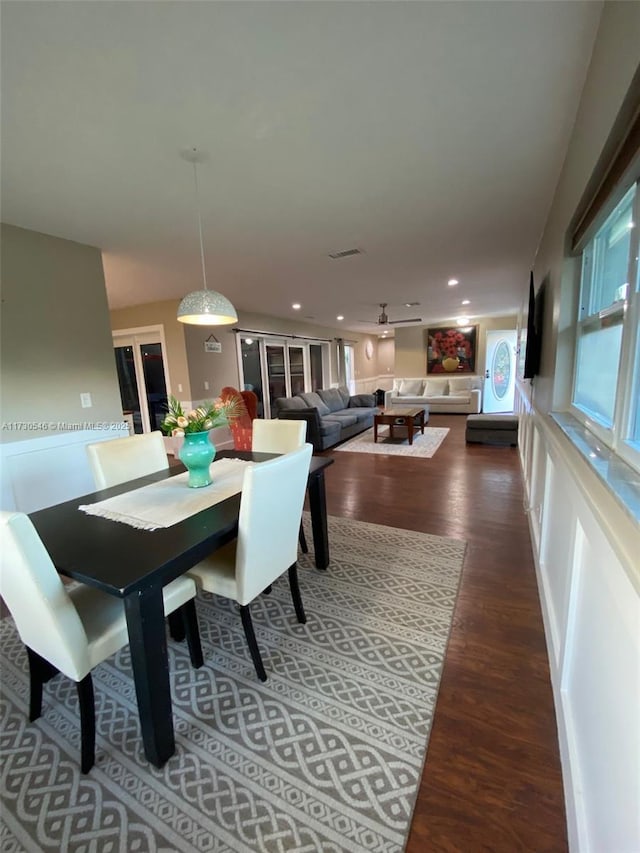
[177,148,238,326]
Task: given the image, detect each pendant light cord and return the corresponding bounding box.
[192,160,208,291]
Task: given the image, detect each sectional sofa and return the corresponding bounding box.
[273,386,378,450]
[384,375,483,414]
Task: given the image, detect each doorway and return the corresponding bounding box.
[112,327,170,433]
[483,330,517,413]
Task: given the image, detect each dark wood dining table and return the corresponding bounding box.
[28,450,334,768]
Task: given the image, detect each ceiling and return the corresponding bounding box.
[1,1,602,335]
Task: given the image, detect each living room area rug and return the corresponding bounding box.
[336,426,450,458]
[0,514,465,853]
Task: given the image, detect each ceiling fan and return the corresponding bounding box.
[370,303,422,326]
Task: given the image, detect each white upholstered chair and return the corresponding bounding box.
[251,419,310,554]
[187,443,313,682]
[251,418,306,454]
[0,511,203,773]
[86,430,168,490]
[85,429,190,642]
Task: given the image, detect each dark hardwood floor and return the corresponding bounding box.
[321,413,567,852]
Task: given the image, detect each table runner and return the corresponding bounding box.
[79,458,251,530]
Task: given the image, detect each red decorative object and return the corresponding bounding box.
[220,386,255,450]
[240,390,258,421]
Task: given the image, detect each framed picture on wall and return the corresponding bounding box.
[427,325,478,374]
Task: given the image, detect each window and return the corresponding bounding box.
[572,180,640,470]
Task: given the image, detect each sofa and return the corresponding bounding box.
[273,386,378,450]
[384,376,483,414]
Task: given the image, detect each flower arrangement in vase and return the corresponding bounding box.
[161,395,238,488]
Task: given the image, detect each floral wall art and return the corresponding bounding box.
[426,325,477,374]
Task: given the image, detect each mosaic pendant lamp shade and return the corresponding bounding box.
[177,149,238,327]
[177,289,237,325]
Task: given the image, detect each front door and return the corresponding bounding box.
[483,330,517,413]
[113,330,170,433]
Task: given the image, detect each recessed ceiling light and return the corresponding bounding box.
[448,278,459,286]
[457,316,469,325]
[336,315,344,321]
[404,302,420,307]
[292,303,301,310]
[462,299,470,305]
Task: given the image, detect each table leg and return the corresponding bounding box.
[419,411,425,434]
[124,586,175,767]
[308,469,330,570]
[374,420,378,443]
[407,416,414,445]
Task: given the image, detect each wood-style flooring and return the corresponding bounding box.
[321,413,567,852]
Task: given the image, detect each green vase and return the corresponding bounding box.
[179,431,215,488]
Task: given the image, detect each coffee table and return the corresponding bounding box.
[373,407,425,445]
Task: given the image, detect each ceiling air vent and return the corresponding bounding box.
[328,247,362,259]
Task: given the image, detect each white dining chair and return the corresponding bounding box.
[86,431,169,490]
[252,419,310,553]
[0,510,203,773]
[187,443,313,682]
[251,418,306,454]
[86,429,189,642]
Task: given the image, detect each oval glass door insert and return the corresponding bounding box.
[492,340,511,400]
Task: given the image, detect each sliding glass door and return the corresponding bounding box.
[309,344,324,391]
[237,335,329,417]
[239,337,265,417]
[288,346,305,395]
[266,344,287,414]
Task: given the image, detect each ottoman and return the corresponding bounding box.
[465,414,519,446]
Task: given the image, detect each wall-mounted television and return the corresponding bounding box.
[523,272,545,379]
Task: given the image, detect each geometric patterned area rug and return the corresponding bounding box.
[0,514,465,853]
[335,427,450,458]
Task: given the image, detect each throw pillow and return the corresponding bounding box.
[399,379,424,395]
[447,377,472,392]
[274,396,306,412]
[425,379,448,396]
[299,391,331,416]
[337,385,352,408]
[349,393,376,407]
[318,388,345,412]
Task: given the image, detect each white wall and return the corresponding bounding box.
[516,394,639,853]
[516,4,640,850]
[0,428,127,513]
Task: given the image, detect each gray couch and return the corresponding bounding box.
[273,386,378,450]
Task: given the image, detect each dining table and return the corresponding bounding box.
[28,449,334,768]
